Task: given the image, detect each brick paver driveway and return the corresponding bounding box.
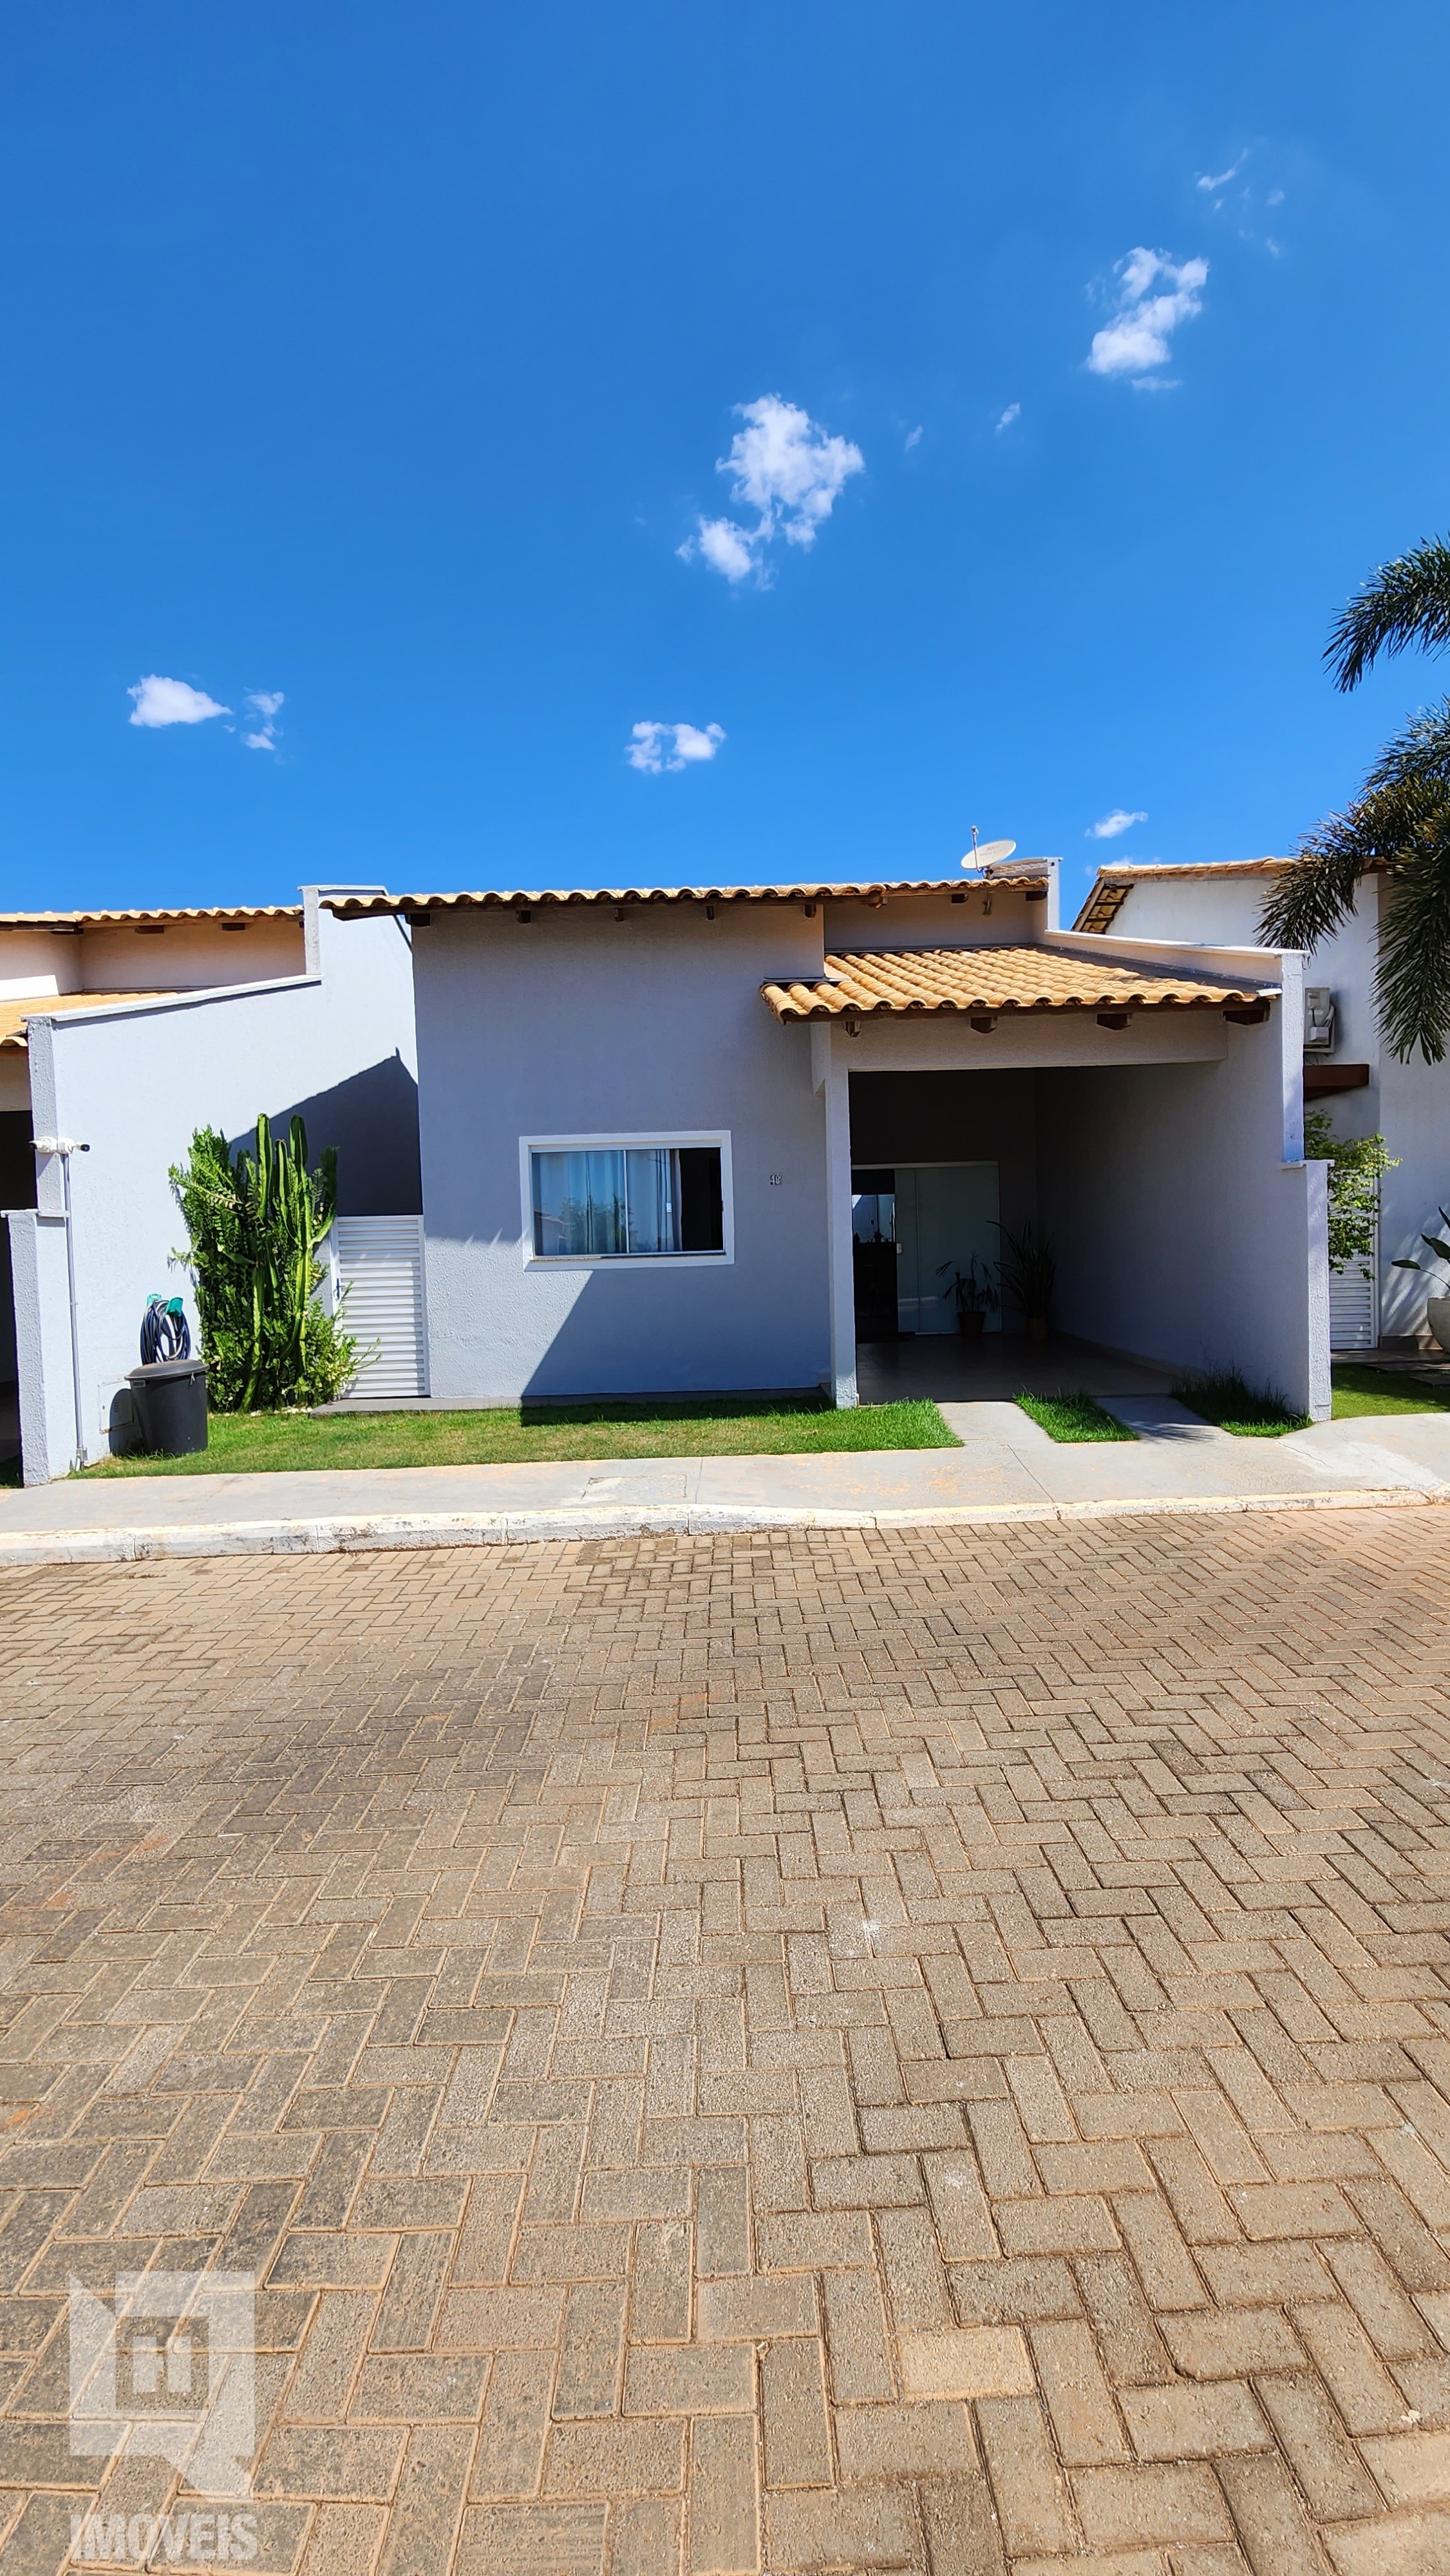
[0,1514,1448,2576]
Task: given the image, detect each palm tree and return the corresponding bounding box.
[1259,536,1450,1061]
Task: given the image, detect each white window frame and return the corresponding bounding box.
[520,1130,734,1269]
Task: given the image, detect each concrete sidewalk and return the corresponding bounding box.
[1,1396,1447,1566]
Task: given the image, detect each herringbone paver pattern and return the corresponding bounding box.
[0,1514,1447,2573]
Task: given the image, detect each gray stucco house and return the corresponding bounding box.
[329,861,1330,1419]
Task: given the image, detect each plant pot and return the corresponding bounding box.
[1427,1297,1450,1352]
[1026,1317,1050,1342]
[958,1309,986,1339]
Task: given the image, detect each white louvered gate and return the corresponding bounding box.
[1328,1256,1378,1352]
[330,1217,429,1398]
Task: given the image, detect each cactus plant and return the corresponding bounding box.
[170,1114,358,1410]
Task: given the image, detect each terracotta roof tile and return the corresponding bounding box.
[0,905,300,931]
[760,946,1270,1022]
[325,874,1050,917]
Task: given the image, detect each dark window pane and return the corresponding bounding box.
[677,1147,724,1252]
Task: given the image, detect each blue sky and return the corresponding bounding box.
[3,3,1447,922]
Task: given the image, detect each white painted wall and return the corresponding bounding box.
[823,875,1059,951]
[1036,972,1329,1415]
[15,894,418,1480]
[0,915,304,998]
[412,901,834,1401]
[1106,869,1450,1345]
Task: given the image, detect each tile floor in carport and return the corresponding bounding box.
[0,1517,1447,2572]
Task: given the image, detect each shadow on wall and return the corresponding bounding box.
[0,1113,37,1214]
[227,1054,421,1217]
[518,1264,825,1405]
[0,1220,16,1392]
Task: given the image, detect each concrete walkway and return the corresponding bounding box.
[1,1397,1448,1566]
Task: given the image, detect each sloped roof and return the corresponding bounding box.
[0,905,301,932]
[1075,859,1293,934]
[0,991,179,1050]
[761,946,1270,1023]
[324,875,1050,918]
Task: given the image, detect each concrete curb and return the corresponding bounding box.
[0,1482,1442,1569]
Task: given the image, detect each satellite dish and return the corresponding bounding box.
[961,829,1017,871]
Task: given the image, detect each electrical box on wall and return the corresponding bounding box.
[1304,987,1337,1053]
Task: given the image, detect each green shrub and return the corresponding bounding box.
[1303,1108,1397,1272]
[171,1114,358,1411]
[1172,1368,1311,1435]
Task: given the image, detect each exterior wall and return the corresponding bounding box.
[1035,960,1329,1414]
[6,1212,75,1477]
[1108,871,1450,1345]
[0,916,304,998]
[824,877,1055,952]
[413,902,833,1401]
[17,896,418,1479]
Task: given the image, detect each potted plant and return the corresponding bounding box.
[937,1255,999,1339]
[996,1218,1056,1341]
[1391,1204,1450,1350]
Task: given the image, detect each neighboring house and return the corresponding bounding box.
[1,888,420,1482]
[326,862,1329,1416]
[1076,858,1442,1349]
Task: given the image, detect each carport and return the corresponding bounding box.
[762,934,1331,1417]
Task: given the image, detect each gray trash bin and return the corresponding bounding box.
[127,1358,209,1456]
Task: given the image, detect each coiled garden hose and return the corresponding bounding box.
[140,1294,192,1365]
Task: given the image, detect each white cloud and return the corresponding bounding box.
[127,674,229,728]
[995,403,1021,433]
[241,688,283,753]
[1087,809,1148,840]
[680,395,864,584]
[1087,247,1208,386]
[692,518,758,583]
[1196,153,1247,194]
[904,425,923,451]
[627,721,726,775]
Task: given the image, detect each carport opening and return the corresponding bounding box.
[848,1065,1180,1404]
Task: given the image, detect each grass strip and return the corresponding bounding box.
[1015,1388,1136,1443]
[1331,1363,1450,1419]
[76,1393,959,1476]
[1172,1368,1311,1436]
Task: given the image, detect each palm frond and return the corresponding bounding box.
[1373,815,1450,1062]
[1259,696,1450,1059]
[1327,536,1450,690]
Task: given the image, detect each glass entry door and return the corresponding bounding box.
[895,1162,1001,1334]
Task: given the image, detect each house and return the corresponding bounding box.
[1,887,420,1482]
[326,860,1330,1417]
[1076,858,1444,1349]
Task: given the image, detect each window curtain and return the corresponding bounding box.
[625,1148,682,1254]
[532,1149,628,1256]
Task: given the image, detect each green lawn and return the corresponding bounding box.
[77,1394,959,1476]
[1015,1388,1136,1443]
[1331,1363,1450,1419]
